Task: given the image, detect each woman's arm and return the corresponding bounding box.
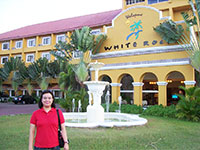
[29,124,36,150]
[61,123,69,150]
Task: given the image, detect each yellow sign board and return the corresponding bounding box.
[102,6,168,52]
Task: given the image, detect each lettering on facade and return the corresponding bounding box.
[125,13,143,19]
[104,40,164,51]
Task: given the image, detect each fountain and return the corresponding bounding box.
[78,100,81,113]
[84,61,109,123]
[63,61,147,128]
[72,98,75,112]
[105,90,110,113]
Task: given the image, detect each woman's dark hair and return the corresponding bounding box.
[38,90,56,108]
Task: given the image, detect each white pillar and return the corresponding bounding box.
[36,90,39,97]
[184,81,196,86]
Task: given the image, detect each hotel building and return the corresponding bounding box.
[0,0,196,106]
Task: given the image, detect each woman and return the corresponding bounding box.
[29,90,69,150]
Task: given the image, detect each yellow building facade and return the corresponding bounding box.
[0,0,196,105]
[91,0,196,106]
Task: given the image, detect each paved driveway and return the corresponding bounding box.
[0,102,65,116]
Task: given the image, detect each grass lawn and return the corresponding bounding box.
[0,114,200,150]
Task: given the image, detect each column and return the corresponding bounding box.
[35,36,39,60]
[184,81,196,88]
[51,34,56,49]
[22,38,26,62]
[36,90,39,97]
[22,90,26,95]
[132,82,144,106]
[53,90,55,98]
[110,83,122,103]
[157,81,168,106]
[9,90,12,97]
[9,40,13,57]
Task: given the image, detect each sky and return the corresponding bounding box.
[0,0,122,34]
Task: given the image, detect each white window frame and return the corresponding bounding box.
[27,38,36,47]
[26,54,35,63]
[56,34,66,43]
[15,40,23,49]
[42,36,51,45]
[14,55,22,60]
[126,0,145,5]
[148,0,168,4]
[2,42,10,50]
[73,50,83,59]
[1,56,8,64]
[54,51,65,60]
[90,29,101,35]
[41,52,51,60]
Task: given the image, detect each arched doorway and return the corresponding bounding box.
[120,74,134,104]
[100,75,112,103]
[166,71,185,106]
[142,73,158,106]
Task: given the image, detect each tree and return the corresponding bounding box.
[154,0,200,73]
[1,57,26,95]
[176,86,200,121]
[51,26,107,86]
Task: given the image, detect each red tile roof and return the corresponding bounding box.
[0,9,121,41]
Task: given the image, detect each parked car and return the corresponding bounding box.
[0,92,9,103]
[13,95,23,104]
[13,95,36,104]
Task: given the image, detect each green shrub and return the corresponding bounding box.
[121,104,143,114]
[176,86,200,122]
[59,87,74,112]
[59,98,72,112]
[59,87,89,112]
[102,102,119,112]
[102,102,143,114]
[142,105,176,118]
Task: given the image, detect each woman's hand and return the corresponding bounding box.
[64,143,69,150]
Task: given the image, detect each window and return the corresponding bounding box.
[42,36,51,45]
[126,0,145,5]
[148,0,168,4]
[14,55,22,60]
[41,52,50,60]
[15,40,23,49]
[90,29,101,35]
[54,91,61,98]
[73,50,83,59]
[56,34,66,43]
[11,90,15,97]
[27,38,36,47]
[1,56,8,64]
[2,42,10,50]
[54,51,65,60]
[26,54,35,63]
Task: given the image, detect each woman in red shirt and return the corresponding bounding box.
[29,90,69,150]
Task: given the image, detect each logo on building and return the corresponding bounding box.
[126,20,143,40]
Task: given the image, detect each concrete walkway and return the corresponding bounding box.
[0,102,65,116]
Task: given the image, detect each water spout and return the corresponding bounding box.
[78,100,82,113]
[118,96,122,113]
[72,98,75,112]
[105,91,110,112]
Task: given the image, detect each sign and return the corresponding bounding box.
[101,6,167,52]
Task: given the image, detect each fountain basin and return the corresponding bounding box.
[63,112,147,128]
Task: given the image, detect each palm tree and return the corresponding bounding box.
[51,26,107,86]
[2,57,26,96]
[154,0,200,72]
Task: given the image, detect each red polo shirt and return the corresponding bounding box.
[30,108,65,148]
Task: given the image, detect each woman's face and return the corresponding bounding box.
[42,93,53,108]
